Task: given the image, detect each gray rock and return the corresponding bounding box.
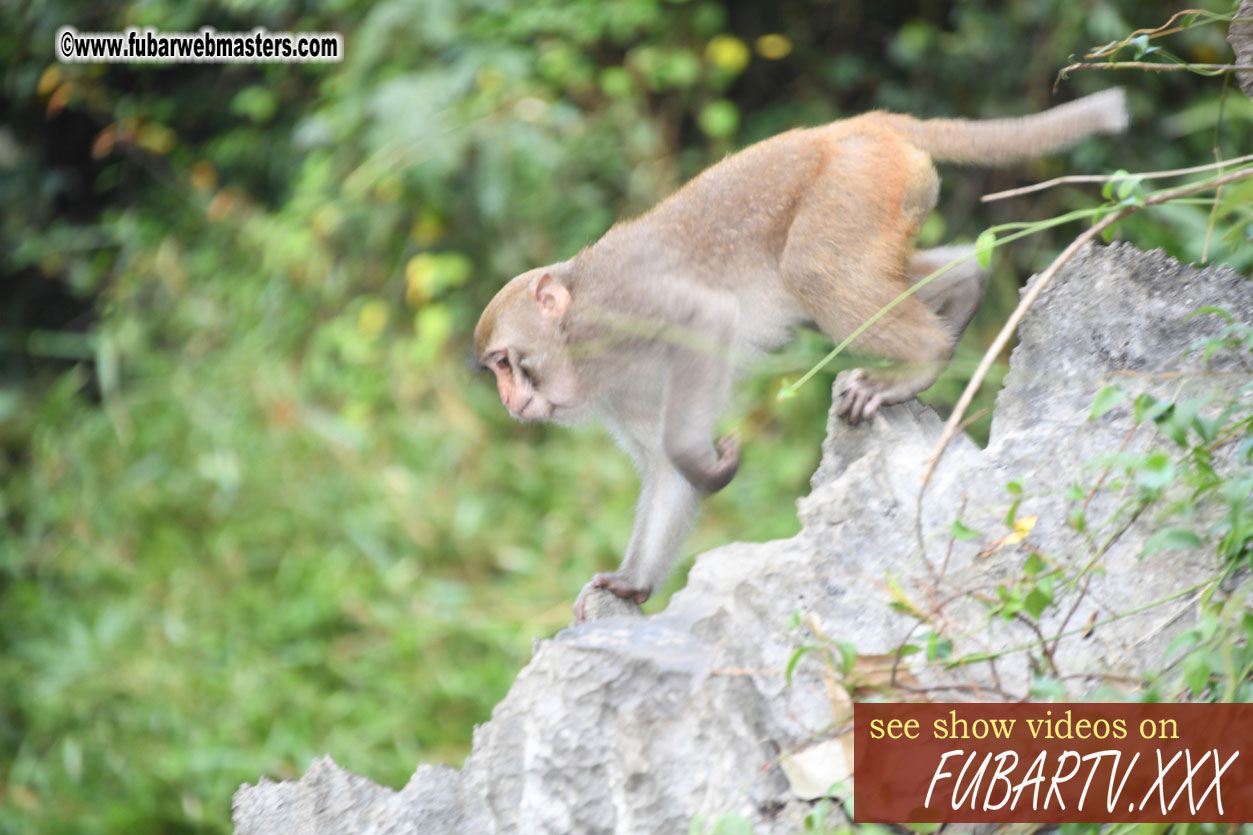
[577,586,644,622]
[234,244,1252,834]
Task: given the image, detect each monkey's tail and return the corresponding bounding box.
[877,88,1128,166]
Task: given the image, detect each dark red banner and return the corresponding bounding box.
[853,703,1253,823]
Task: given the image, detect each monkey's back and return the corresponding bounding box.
[600,116,928,284]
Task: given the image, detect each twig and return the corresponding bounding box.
[1014,612,1060,677]
[981,153,1253,202]
[1085,9,1219,59]
[1057,61,1253,84]
[1083,423,1141,513]
[920,166,1253,488]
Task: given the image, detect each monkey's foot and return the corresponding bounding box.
[573,573,651,623]
[835,365,939,425]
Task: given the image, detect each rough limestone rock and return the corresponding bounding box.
[234,244,1252,834]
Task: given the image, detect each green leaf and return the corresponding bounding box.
[1135,451,1175,492]
[1134,393,1171,424]
[1220,476,1252,506]
[1156,397,1209,447]
[804,798,829,831]
[1005,497,1021,528]
[1142,526,1202,557]
[1187,306,1233,323]
[925,631,952,661]
[947,650,1000,669]
[713,812,754,835]
[949,519,982,540]
[974,229,996,269]
[1024,552,1046,576]
[232,85,278,123]
[599,67,634,99]
[1089,385,1128,420]
[1183,651,1211,696]
[785,644,815,686]
[1193,414,1219,444]
[1030,675,1067,700]
[1024,582,1052,619]
[836,639,857,676]
[698,100,740,139]
[1102,170,1129,200]
[1115,175,1144,204]
[1165,627,1201,661]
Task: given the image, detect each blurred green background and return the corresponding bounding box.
[1,1,1249,832]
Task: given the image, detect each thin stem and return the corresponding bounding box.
[1085,9,1231,59]
[981,154,1253,203]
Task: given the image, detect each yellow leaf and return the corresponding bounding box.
[1007,514,1038,544]
[476,67,504,93]
[405,255,436,306]
[885,574,925,620]
[705,35,750,74]
[38,65,61,97]
[357,299,388,338]
[136,123,175,155]
[410,211,445,246]
[189,160,217,192]
[372,174,402,204]
[976,514,1038,558]
[312,204,342,239]
[756,34,792,60]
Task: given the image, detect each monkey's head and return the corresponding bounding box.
[474,267,584,423]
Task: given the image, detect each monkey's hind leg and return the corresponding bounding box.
[782,152,957,423]
[832,248,986,422]
[908,245,987,339]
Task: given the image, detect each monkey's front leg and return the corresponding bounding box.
[573,460,700,622]
[661,296,740,492]
[573,285,738,622]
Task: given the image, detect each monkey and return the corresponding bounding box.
[474,88,1128,621]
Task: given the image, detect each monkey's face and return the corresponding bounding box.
[482,341,573,422]
[475,270,584,423]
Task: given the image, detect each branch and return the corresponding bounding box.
[1056,62,1253,87]
[981,154,1253,203]
[1085,8,1224,59]
[920,166,1253,489]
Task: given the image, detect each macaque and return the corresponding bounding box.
[474,89,1128,621]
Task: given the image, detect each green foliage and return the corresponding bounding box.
[1,0,1250,832]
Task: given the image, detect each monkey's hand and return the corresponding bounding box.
[573,572,651,623]
[671,432,740,494]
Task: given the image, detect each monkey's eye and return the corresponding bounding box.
[494,357,510,373]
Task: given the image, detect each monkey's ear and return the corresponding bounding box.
[530,273,570,319]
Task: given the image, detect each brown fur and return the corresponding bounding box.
[473,89,1128,619]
